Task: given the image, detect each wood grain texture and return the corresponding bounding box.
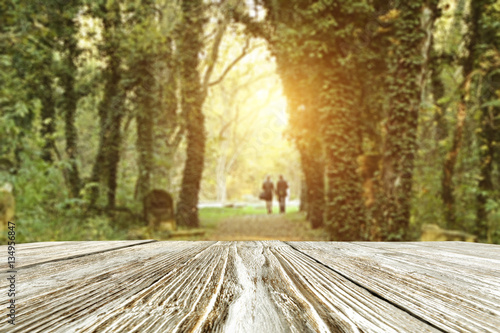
[0,241,215,333]
[1,241,498,332]
[358,241,500,262]
[289,241,500,333]
[1,240,156,269]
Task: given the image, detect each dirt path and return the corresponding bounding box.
[205,214,328,241]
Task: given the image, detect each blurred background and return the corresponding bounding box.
[0,0,499,244]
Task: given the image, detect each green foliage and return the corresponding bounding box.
[2,0,500,244]
[2,156,125,244]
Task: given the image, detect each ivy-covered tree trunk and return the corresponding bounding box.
[476,103,496,241]
[381,1,426,240]
[297,141,324,229]
[176,0,205,228]
[475,71,499,243]
[284,91,326,230]
[321,71,366,241]
[473,0,499,242]
[278,61,325,229]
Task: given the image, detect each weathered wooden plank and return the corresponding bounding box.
[10,241,69,250]
[409,241,500,261]
[262,242,438,332]
[71,241,233,333]
[0,241,216,333]
[1,241,438,332]
[358,241,500,262]
[289,241,500,333]
[1,240,156,269]
[353,241,500,281]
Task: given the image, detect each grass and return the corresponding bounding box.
[199,205,299,229]
[197,205,301,238]
[164,205,323,241]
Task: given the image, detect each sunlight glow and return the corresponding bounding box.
[201,35,299,202]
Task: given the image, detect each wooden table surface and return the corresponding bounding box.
[1,240,500,332]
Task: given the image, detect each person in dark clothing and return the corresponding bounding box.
[276,175,289,213]
[262,176,274,214]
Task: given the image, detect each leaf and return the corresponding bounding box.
[481,99,500,108]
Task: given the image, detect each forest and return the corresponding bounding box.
[0,0,499,244]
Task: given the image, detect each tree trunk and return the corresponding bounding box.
[431,67,448,141]
[106,85,124,211]
[322,72,366,240]
[274,56,326,230]
[442,0,478,230]
[89,116,106,208]
[476,69,499,242]
[476,105,495,242]
[60,28,81,198]
[298,142,324,229]
[89,4,123,210]
[381,0,427,240]
[40,68,56,163]
[89,54,123,210]
[136,59,155,216]
[442,103,466,229]
[176,0,205,228]
[154,39,181,189]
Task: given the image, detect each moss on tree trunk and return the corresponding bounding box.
[176,0,205,228]
[381,1,426,240]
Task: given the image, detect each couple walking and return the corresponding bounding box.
[261,175,288,214]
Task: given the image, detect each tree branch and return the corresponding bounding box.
[202,16,229,94]
[208,38,251,87]
[167,124,185,148]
